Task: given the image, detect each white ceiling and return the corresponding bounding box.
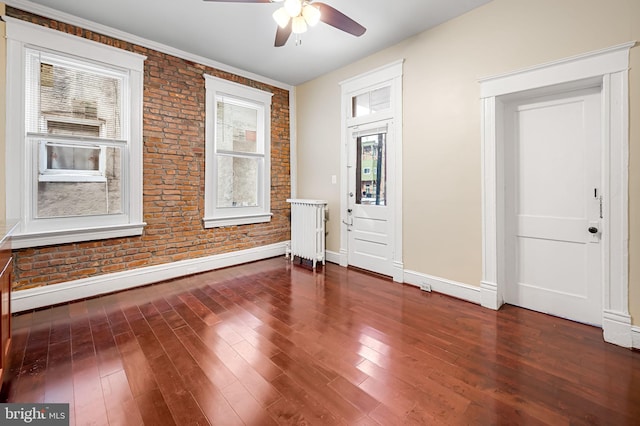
[9,0,491,86]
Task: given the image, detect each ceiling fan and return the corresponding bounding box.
[203,0,366,47]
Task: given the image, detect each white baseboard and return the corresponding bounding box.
[392,261,404,283]
[338,249,348,267]
[480,280,502,310]
[325,250,341,264]
[404,269,481,304]
[12,241,289,313]
[602,310,633,348]
[632,326,640,350]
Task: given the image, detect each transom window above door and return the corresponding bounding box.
[351,85,391,118]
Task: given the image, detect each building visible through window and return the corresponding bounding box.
[30,51,124,218]
[203,75,273,228]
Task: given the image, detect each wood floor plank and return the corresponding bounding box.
[71,337,109,426]
[113,331,159,398]
[271,352,365,423]
[11,323,51,403]
[328,376,380,414]
[270,373,344,425]
[266,396,309,425]
[101,370,145,426]
[135,389,176,426]
[2,327,29,401]
[3,258,639,425]
[232,339,283,382]
[194,326,282,408]
[145,353,211,425]
[43,340,74,404]
[183,369,243,425]
[139,300,242,424]
[173,326,238,391]
[178,292,221,326]
[90,309,124,378]
[219,380,279,426]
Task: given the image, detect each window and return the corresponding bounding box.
[203,75,273,228]
[351,85,391,118]
[356,133,387,206]
[6,18,145,248]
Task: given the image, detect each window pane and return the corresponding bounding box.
[351,86,391,118]
[35,58,122,139]
[216,100,258,153]
[36,144,123,218]
[370,86,391,113]
[352,93,369,117]
[356,133,386,206]
[216,156,259,208]
[46,144,100,171]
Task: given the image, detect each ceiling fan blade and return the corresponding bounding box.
[275,21,292,47]
[313,2,366,37]
[202,0,271,3]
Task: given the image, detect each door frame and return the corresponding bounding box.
[479,42,634,347]
[339,60,404,282]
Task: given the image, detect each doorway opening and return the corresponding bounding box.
[480,42,633,346]
[339,60,404,282]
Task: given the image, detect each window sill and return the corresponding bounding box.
[203,213,272,228]
[11,222,146,249]
[38,175,107,183]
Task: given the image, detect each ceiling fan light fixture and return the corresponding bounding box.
[302,4,320,26]
[284,0,302,17]
[272,7,291,28]
[291,15,308,34]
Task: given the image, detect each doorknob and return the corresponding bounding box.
[588,227,598,234]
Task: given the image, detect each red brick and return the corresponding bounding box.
[9,6,291,290]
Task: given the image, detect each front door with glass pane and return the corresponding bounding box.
[347,121,393,276]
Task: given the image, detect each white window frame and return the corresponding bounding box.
[203,74,273,228]
[5,18,146,249]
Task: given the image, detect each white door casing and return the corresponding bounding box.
[504,88,603,326]
[480,42,634,347]
[340,60,404,282]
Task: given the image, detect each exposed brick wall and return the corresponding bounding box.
[8,7,291,291]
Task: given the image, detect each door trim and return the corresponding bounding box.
[479,42,634,347]
[339,60,404,282]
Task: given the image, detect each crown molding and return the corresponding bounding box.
[3,0,293,91]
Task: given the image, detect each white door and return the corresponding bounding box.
[347,122,393,276]
[505,87,603,326]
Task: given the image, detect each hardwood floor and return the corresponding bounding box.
[3,257,640,425]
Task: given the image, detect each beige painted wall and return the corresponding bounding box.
[296,0,640,324]
[0,3,6,221]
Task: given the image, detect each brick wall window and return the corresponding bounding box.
[5,7,290,291]
[203,74,273,227]
[5,18,146,248]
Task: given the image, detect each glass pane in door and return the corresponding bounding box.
[356,133,386,206]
